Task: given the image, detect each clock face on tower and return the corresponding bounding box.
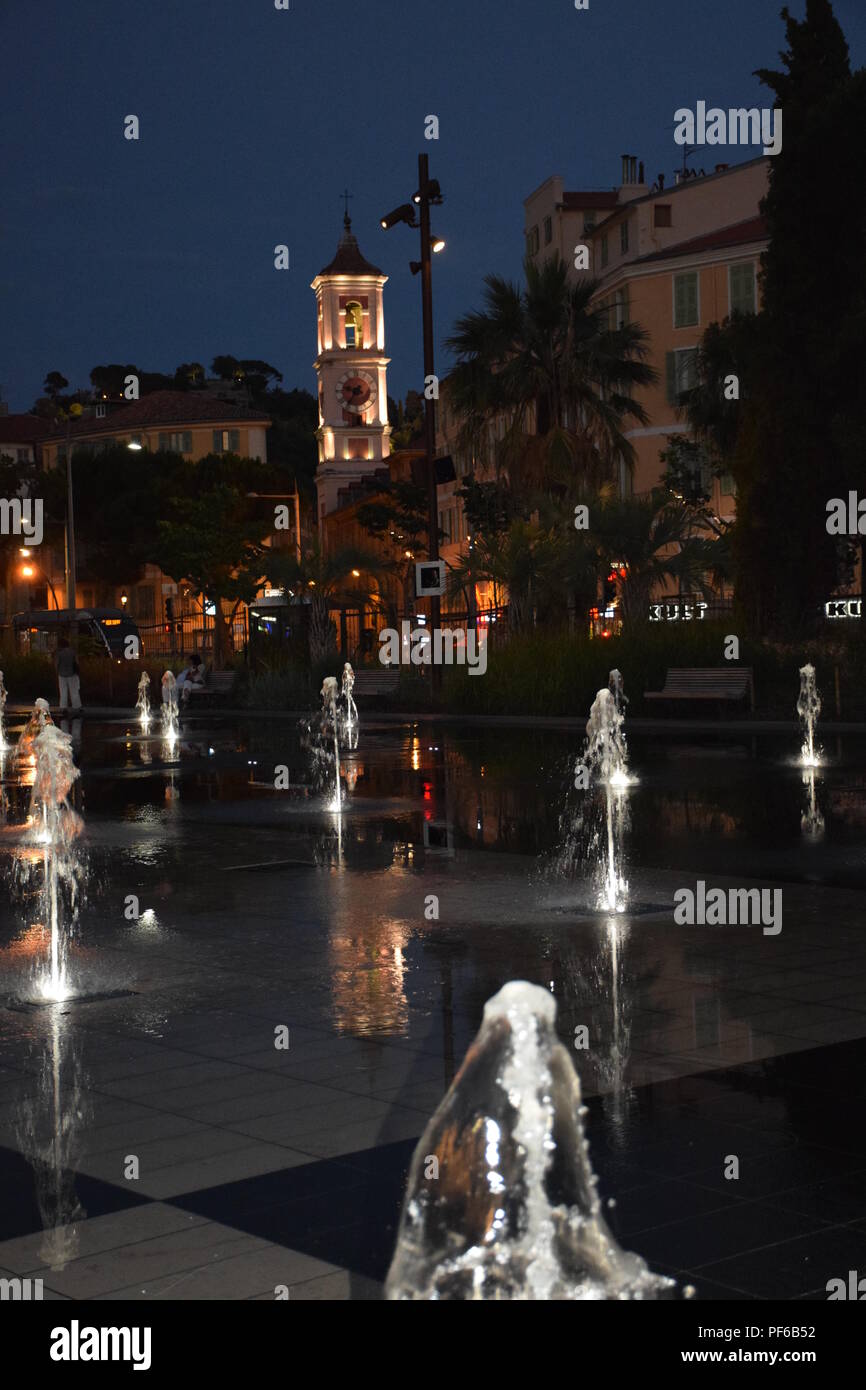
[336,370,377,414]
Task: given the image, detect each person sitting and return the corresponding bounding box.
[175,654,205,704]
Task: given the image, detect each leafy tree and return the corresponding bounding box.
[446,255,656,504]
[43,371,68,401]
[153,470,268,668]
[263,535,381,666]
[90,364,139,398]
[685,1,864,635]
[593,489,718,626]
[356,478,433,611]
[173,362,206,390]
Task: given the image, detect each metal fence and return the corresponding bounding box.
[137,610,248,659]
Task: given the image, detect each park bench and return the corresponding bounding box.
[644,667,754,711]
[186,670,236,706]
[352,669,400,700]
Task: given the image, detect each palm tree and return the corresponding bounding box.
[264,536,383,667]
[446,255,656,502]
[594,489,719,626]
[446,520,585,633]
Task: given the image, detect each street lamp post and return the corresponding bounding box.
[20,549,61,612]
[380,156,446,691]
[417,154,441,686]
[62,406,82,613]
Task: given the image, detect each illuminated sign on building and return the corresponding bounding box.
[824,597,862,619]
[649,600,708,622]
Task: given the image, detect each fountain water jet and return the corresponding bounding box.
[386,981,674,1300]
[321,676,342,812]
[341,662,358,731]
[136,672,151,730]
[23,723,83,1003]
[161,670,179,748]
[797,664,821,767]
[585,684,631,912]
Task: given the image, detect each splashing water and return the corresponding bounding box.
[18,723,84,1003]
[161,671,179,747]
[386,981,675,1300]
[797,664,821,768]
[585,685,631,912]
[136,672,151,730]
[341,662,358,731]
[321,676,342,812]
[0,670,7,752]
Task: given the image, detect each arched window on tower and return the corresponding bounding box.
[344,301,363,348]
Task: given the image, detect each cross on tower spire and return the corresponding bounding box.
[340,188,354,230]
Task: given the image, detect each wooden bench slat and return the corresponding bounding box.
[644,667,754,704]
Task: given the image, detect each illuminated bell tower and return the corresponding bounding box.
[312,213,391,523]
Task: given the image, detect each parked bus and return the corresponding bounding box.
[12,608,142,659]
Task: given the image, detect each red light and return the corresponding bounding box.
[423,782,432,801]
[601,629,611,639]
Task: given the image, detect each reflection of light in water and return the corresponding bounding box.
[328,911,409,1036]
[16,1007,87,1270]
[797,664,821,768]
[801,766,825,839]
[411,736,421,772]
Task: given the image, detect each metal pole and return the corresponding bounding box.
[64,416,77,612]
[418,152,441,693]
[294,489,301,564]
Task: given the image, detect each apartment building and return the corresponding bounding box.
[525,155,770,510]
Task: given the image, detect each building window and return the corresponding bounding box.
[611,286,629,329]
[654,203,672,228]
[527,225,540,256]
[345,301,363,348]
[665,348,699,405]
[543,216,552,246]
[719,472,737,497]
[673,272,699,328]
[729,261,756,316]
[212,429,240,454]
[159,432,192,453]
[600,235,608,269]
[620,220,629,254]
[584,213,596,234]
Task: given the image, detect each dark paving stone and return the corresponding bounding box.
[0,1142,151,1241]
[696,1220,866,1300]
[167,1140,416,1283]
[630,1199,830,1272]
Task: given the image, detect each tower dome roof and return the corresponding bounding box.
[318,214,384,277]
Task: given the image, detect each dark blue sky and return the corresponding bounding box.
[2,0,863,412]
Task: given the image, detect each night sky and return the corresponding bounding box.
[3,0,864,412]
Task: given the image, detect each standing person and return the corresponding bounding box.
[55,638,81,715]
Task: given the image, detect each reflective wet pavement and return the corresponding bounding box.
[1,712,865,1299]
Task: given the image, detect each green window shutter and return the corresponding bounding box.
[680,349,698,393]
[182,432,192,453]
[158,433,168,451]
[674,273,698,327]
[665,351,677,405]
[213,430,222,452]
[229,429,240,452]
[730,262,755,315]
